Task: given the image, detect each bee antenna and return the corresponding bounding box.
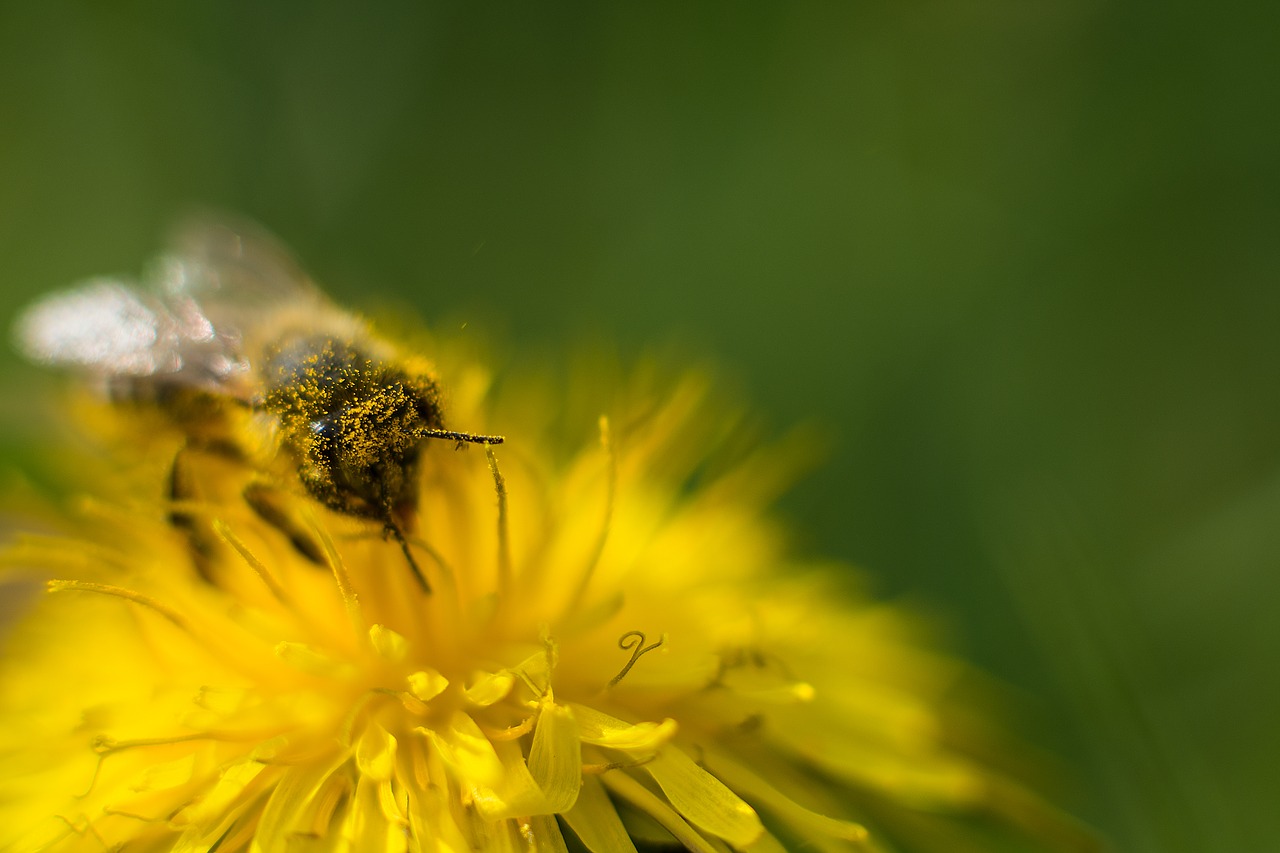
[421,428,504,446]
[384,517,431,593]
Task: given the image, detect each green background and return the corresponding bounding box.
[2,3,1277,851]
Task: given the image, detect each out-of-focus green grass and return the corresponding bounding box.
[1,4,1276,851]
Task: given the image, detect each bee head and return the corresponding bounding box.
[296,378,440,514]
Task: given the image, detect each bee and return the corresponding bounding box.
[13,217,501,591]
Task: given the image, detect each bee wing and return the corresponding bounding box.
[14,279,242,388]
[163,216,379,358]
[15,218,354,399]
[157,215,329,332]
[15,279,195,376]
[12,217,307,396]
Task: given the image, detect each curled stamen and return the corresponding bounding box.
[608,631,666,688]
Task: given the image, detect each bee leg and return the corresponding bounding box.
[242,481,328,567]
[168,443,220,583]
[382,515,431,594]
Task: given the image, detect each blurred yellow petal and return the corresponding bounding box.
[169,759,266,828]
[463,669,514,707]
[369,624,409,663]
[419,712,504,790]
[356,724,398,783]
[562,774,639,853]
[527,701,582,813]
[471,738,551,820]
[130,753,197,794]
[519,813,570,852]
[571,703,679,754]
[644,746,763,848]
[251,751,352,852]
[407,668,449,702]
[349,774,406,853]
[706,748,871,847]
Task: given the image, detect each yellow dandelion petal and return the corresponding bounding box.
[520,814,571,852]
[130,752,199,794]
[274,641,357,680]
[527,701,582,813]
[463,669,515,707]
[348,774,404,852]
[570,703,679,754]
[407,668,450,703]
[400,742,471,852]
[169,758,267,829]
[703,748,871,846]
[471,738,552,820]
[644,745,764,848]
[369,624,410,663]
[355,724,398,782]
[561,774,639,853]
[602,771,723,853]
[419,712,505,792]
[252,754,350,850]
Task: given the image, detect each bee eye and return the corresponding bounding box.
[310,418,335,440]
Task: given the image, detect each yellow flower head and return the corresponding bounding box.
[0,228,1088,852]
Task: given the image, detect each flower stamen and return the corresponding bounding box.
[385,517,431,594]
[569,415,617,613]
[91,733,208,755]
[53,814,110,851]
[101,808,161,823]
[485,445,512,593]
[46,579,190,632]
[608,630,666,688]
[300,508,364,634]
[212,518,292,606]
[483,715,536,741]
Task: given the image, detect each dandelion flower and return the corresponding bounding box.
[1,243,1087,852]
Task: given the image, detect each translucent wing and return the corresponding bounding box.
[156,215,327,333]
[14,277,248,394]
[13,217,336,399]
[17,281,176,376]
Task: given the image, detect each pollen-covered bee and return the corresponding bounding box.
[14,218,501,591]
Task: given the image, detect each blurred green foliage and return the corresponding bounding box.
[1,3,1277,851]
